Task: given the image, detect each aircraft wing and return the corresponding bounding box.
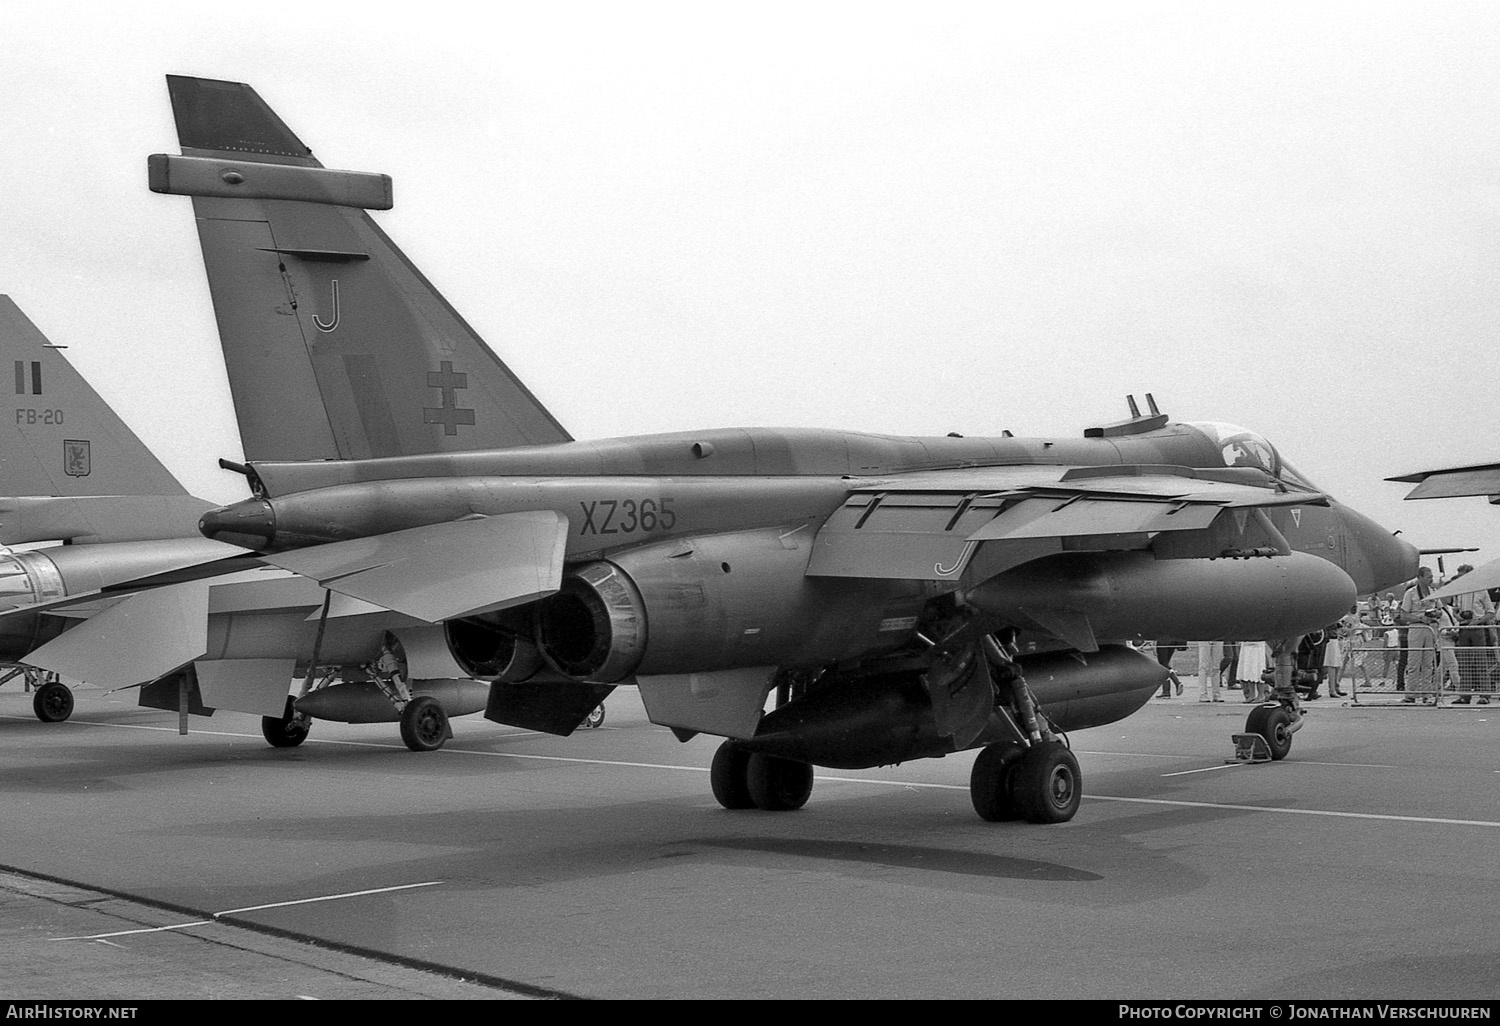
[1429,558,1500,601]
[259,511,570,623]
[807,464,1324,582]
[1388,463,1500,500]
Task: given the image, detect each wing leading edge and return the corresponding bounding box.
[806,465,1324,583]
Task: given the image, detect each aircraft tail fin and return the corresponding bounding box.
[0,297,213,543]
[150,75,571,462]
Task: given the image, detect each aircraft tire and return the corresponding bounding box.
[1245,705,1293,760]
[710,741,755,809]
[32,681,73,723]
[400,696,450,752]
[1009,741,1082,824]
[969,742,1026,822]
[584,704,606,729]
[262,697,310,748]
[745,753,813,812]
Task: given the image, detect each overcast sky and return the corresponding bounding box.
[3,1,1499,578]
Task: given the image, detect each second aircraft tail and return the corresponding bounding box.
[0,296,211,543]
[150,75,571,462]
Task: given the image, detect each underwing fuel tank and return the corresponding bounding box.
[964,551,1356,641]
[294,679,490,723]
[743,645,1164,769]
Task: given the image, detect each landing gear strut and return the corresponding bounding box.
[967,633,1082,824]
[1237,637,1303,762]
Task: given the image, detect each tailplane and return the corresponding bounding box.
[0,297,210,543]
[149,75,571,462]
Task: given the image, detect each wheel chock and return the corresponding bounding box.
[1229,733,1272,764]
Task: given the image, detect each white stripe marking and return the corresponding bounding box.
[52,881,443,941]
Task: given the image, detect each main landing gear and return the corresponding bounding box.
[32,678,74,723]
[399,695,451,752]
[710,742,815,812]
[969,739,1082,823]
[967,633,1082,823]
[2,667,73,723]
[262,697,311,748]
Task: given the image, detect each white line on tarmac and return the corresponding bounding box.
[1161,764,1241,776]
[51,881,444,942]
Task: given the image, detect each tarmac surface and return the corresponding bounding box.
[2,679,1497,1000]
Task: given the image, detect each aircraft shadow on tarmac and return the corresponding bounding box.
[695,836,1102,882]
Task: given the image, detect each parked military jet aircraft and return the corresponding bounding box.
[0,296,486,748]
[143,76,1415,822]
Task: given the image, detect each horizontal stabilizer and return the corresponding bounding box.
[636,667,779,740]
[24,581,210,685]
[195,658,295,717]
[0,495,214,545]
[262,511,569,622]
[484,679,616,736]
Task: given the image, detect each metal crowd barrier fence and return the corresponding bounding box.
[1144,632,1499,706]
[1341,626,1497,705]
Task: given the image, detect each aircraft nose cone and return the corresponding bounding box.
[1340,504,1419,595]
[199,498,277,549]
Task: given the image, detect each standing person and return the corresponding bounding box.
[1454,610,1490,704]
[1301,628,1329,699]
[1450,566,1495,698]
[1237,641,1269,702]
[1220,641,1241,694]
[1433,603,1462,697]
[1323,607,1357,698]
[1197,640,1225,702]
[1154,640,1185,698]
[1400,567,1438,703]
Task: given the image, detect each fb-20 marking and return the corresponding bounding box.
[16,409,63,425]
[579,498,677,536]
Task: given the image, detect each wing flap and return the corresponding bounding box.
[261,511,569,622]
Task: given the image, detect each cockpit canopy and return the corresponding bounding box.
[1186,422,1320,492]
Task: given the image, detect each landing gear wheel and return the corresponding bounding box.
[1009,741,1082,824]
[583,704,606,729]
[710,741,755,809]
[400,696,450,752]
[261,697,310,748]
[32,681,73,723]
[745,754,814,811]
[970,742,1026,822]
[1245,705,1293,760]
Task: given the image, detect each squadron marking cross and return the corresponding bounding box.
[423,361,476,435]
